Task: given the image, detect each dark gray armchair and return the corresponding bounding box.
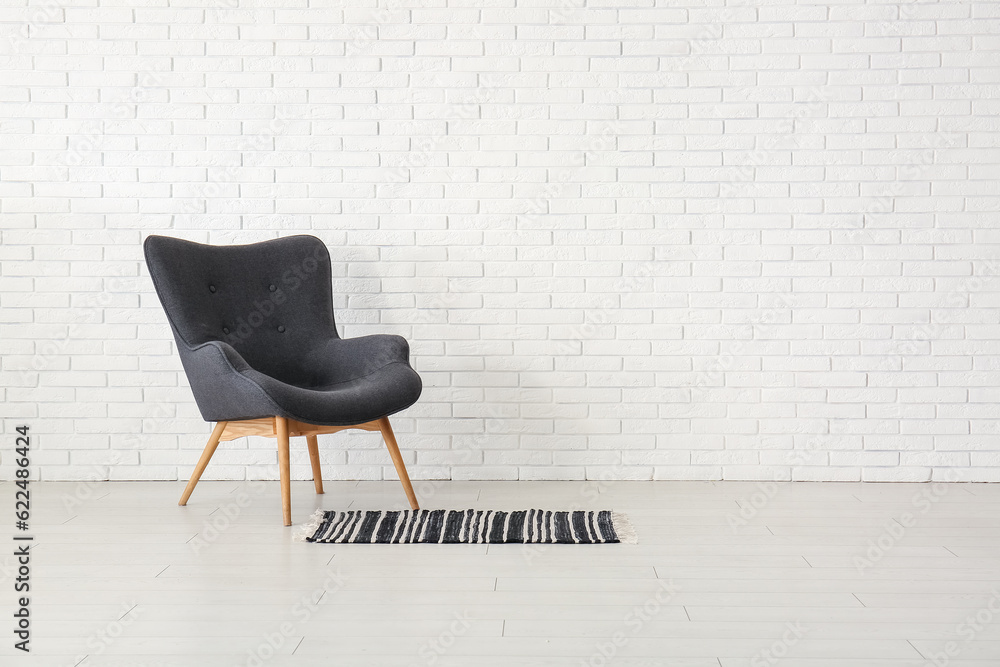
[144,234,421,525]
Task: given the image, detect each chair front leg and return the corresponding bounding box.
[306,434,324,494]
[276,416,292,526]
[377,417,419,510]
[179,421,228,506]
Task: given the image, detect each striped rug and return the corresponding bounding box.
[297,509,636,544]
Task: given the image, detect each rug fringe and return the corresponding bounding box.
[612,511,638,544]
[293,508,327,542]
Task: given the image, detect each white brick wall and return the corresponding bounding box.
[2,1,999,483]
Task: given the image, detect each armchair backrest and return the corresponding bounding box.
[144,235,338,382]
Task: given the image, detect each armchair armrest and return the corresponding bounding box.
[177,339,282,422]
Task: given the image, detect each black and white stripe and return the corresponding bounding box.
[305,509,624,544]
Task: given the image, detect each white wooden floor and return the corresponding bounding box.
[3,479,1000,666]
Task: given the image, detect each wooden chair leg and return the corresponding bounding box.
[306,434,324,494]
[377,417,419,510]
[276,416,292,526]
[179,421,228,506]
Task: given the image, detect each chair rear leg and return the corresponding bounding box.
[377,417,419,510]
[306,434,324,494]
[276,416,292,526]
[179,421,228,506]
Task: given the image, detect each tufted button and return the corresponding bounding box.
[222,326,230,334]
[209,285,217,293]
[268,284,277,292]
[277,325,286,333]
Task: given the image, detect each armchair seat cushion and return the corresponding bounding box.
[243,335,422,426]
